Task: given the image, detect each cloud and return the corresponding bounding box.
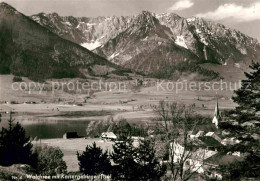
[196,2,260,22]
[169,0,194,11]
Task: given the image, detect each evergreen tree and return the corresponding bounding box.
[232,61,260,122]
[0,113,36,167]
[220,61,260,147]
[219,61,260,179]
[226,61,260,147]
[134,139,166,180]
[77,142,111,176]
[111,136,166,180]
[111,136,138,180]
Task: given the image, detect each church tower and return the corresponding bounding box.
[212,99,221,128]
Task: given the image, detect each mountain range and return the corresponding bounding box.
[31,10,260,79]
[0,2,260,80]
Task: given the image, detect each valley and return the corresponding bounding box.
[0,73,239,171]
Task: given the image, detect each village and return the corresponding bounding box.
[25,99,250,180]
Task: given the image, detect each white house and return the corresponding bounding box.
[131,136,144,147]
[207,171,223,180]
[227,151,241,157]
[101,132,117,140]
[188,131,196,139]
[195,131,205,138]
[170,141,185,163]
[221,137,240,145]
[169,141,217,174]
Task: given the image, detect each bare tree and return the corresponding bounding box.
[153,101,207,181]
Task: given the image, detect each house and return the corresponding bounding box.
[188,131,196,139]
[131,136,144,141]
[169,141,185,163]
[195,131,205,137]
[205,152,246,167]
[227,151,241,157]
[63,132,78,139]
[205,170,223,180]
[221,137,240,145]
[199,136,222,151]
[169,140,217,174]
[241,120,260,128]
[205,132,222,143]
[101,132,117,141]
[131,136,144,147]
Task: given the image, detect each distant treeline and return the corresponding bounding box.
[86,117,148,138]
[149,61,219,80]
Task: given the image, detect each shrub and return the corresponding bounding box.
[12,76,23,82]
[34,146,67,175]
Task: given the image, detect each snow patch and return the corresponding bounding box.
[76,22,96,29]
[87,23,96,26]
[32,16,40,23]
[187,17,196,23]
[81,41,102,50]
[105,17,112,21]
[236,45,247,55]
[109,52,120,60]
[203,46,208,60]
[142,36,149,41]
[63,21,72,26]
[196,29,202,34]
[239,48,247,55]
[234,63,240,68]
[175,36,188,49]
[155,13,171,19]
[200,36,208,46]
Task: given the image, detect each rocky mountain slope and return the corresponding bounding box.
[95,11,201,75]
[31,11,260,78]
[0,2,117,80]
[31,13,135,50]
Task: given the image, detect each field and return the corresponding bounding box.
[32,138,114,172]
[0,72,240,119]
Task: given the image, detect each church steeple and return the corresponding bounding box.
[212,99,221,128]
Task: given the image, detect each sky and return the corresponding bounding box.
[1,0,260,41]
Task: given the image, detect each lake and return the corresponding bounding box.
[23,120,90,139]
[0,113,91,139]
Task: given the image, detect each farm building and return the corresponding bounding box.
[63,132,78,139]
[101,132,117,140]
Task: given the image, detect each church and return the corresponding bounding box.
[212,99,221,128]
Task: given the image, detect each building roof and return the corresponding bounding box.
[205,132,215,137]
[214,99,221,119]
[189,149,218,160]
[205,152,246,165]
[199,136,222,147]
[101,132,117,139]
[172,137,206,148]
[212,99,221,128]
[188,131,193,135]
[195,131,205,137]
[241,120,260,127]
